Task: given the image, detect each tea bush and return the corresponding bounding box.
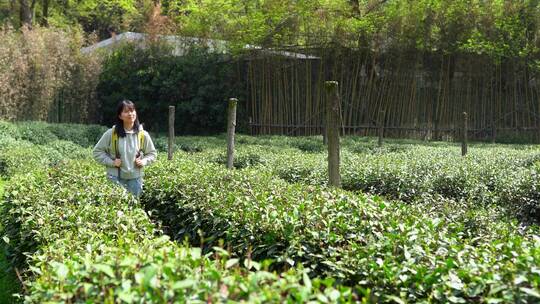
[143,156,540,303]
[0,140,62,178]
[16,121,59,145]
[46,123,107,147]
[1,121,540,303]
[213,151,266,169]
[1,120,108,148]
[0,120,21,139]
[263,144,540,219]
[290,138,325,153]
[1,157,352,302]
[0,135,92,179]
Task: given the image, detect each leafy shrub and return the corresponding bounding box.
[0,120,21,139]
[430,167,472,198]
[46,140,90,160]
[46,123,107,147]
[0,141,62,178]
[291,138,324,153]
[273,152,326,185]
[350,143,411,154]
[213,152,265,169]
[271,145,540,215]
[83,125,110,146]
[178,142,204,153]
[499,168,540,221]
[151,136,171,152]
[46,123,88,145]
[153,137,205,153]
[0,123,91,178]
[142,157,540,303]
[2,160,354,302]
[16,121,59,145]
[2,123,540,303]
[97,43,245,134]
[0,27,102,123]
[0,121,108,148]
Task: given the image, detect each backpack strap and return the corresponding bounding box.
[138,125,145,154]
[110,125,145,178]
[111,126,120,159]
[111,126,121,178]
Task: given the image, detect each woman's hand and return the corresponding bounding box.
[114,158,122,167]
[135,157,144,168]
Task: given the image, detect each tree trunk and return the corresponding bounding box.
[168,106,175,161]
[325,81,341,188]
[10,0,17,19]
[462,112,468,156]
[41,0,49,26]
[227,98,238,169]
[19,0,36,28]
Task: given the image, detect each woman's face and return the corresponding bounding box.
[119,106,137,124]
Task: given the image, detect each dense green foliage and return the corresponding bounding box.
[142,152,540,303]
[97,43,245,134]
[168,136,540,222]
[0,121,104,179]
[0,27,102,122]
[1,120,540,303]
[270,144,540,220]
[4,2,540,139]
[0,122,353,302]
[3,1,540,61]
[0,0,155,39]
[2,162,351,302]
[0,178,20,304]
[0,120,106,145]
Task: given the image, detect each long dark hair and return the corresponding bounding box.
[115,99,140,137]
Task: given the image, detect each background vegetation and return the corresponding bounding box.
[1,120,540,303]
[3,1,540,138]
[97,42,245,134]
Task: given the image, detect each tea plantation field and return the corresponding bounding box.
[1,120,540,303]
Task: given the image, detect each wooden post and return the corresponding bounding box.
[168,106,175,160]
[490,115,496,144]
[227,98,238,169]
[491,124,496,144]
[462,112,468,156]
[248,117,253,136]
[325,81,341,187]
[378,110,385,147]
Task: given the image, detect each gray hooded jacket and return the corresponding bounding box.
[93,126,157,179]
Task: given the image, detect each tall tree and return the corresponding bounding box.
[41,0,49,26]
[19,0,36,27]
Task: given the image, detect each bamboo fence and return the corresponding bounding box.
[244,47,540,142]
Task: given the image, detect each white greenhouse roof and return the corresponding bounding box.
[81,32,320,60]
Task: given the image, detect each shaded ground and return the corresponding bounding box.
[0,179,20,304]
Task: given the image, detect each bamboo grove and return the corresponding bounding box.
[4,0,540,141]
[174,0,540,141]
[245,48,540,142]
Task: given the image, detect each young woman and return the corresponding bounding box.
[93,100,157,197]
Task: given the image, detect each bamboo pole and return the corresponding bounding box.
[168,106,175,161]
[249,61,256,135]
[462,112,468,156]
[245,52,540,142]
[325,81,341,187]
[348,54,360,131]
[296,59,301,135]
[227,98,238,169]
[378,110,385,147]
